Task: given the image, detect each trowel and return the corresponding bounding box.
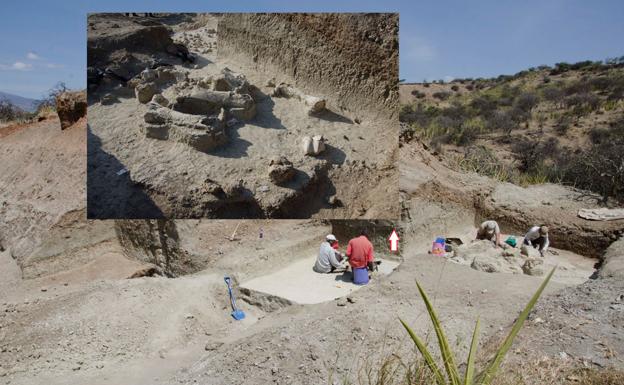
[224,276,246,320]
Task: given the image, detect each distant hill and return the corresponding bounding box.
[0,91,39,113]
[400,60,624,203]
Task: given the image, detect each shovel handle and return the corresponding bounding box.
[224,276,238,310]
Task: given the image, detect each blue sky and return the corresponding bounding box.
[1,0,623,99]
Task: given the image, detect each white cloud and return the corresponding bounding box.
[45,63,65,69]
[443,75,455,83]
[0,61,33,71]
[403,36,436,62]
[26,51,40,60]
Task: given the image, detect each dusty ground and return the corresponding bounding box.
[87,14,398,219]
[2,110,624,385]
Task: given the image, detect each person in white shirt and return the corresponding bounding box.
[476,220,502,247]
[523,225,550,257]
[313,234,344,273]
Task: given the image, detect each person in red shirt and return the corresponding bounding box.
[346,229,374,271]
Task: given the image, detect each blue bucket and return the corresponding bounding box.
[353,267,369,285]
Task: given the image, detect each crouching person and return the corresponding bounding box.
[523,225,550,257]
[346,229,375,285]
[313,234,344,273]
[476,220,503,248]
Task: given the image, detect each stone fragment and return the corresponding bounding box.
[302,135,326,156]
[268,156,296,185]
[522,258,545,276]
[151,93,169,107]
[143,103,227,152]
[173,90,256,120]
[135,82,158,103]
[100,93,117,105]
[273,83,326,115]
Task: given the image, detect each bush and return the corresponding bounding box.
[589,117,624,145]
[554,115,573,134]
[432,91,452,101]
[0,100,33,123]
[470,96,498,116]
[411,89,426,99]
[465,84,474,91]
[514,92,539,112]
[565,92,601,116]
[542,86,565,107]
[559,141,624,203]
[451,85,459,92]
[511,137,559,174]
[486,110,516,133]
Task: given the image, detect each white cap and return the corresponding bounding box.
[326,234,337,241]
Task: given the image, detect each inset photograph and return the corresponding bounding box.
[87,13,398,219]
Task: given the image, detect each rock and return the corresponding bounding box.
[135,82,158,103]
[198,76,213,88]
[141,68,157,82]
[522,258,545,276]
[173,90,256,120]
[471,254,501,273]
[598,237,624,279]
[205,341,223,351]
[312,135,326,154]
[257,185,270,193]
[328,195,340,206]
[55,91,87,129]
[151,93,169,107]
[265,78,276,87]
[100,93,117,105]
[223,180,248,201]
[272,83,326,115]
[212,68,251,94]
[302,135,326,156]
[520,243,542,258]
[144,103,227,152]
[268,156,296,185]
[302,136,314,155]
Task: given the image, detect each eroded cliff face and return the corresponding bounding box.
[114,220,198,277]
[217,13,399,122]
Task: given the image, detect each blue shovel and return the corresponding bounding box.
[224,276,245,320]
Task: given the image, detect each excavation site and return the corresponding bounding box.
[86,13,399,219]
[1,82,623,384]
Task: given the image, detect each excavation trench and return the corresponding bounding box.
[402,193,604,285]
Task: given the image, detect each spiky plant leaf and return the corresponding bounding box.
[477,267,556,385]
[464,317,480,385]
[416,282,461,385]
[400,319,446,385]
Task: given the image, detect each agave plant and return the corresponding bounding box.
[400,267,555,385]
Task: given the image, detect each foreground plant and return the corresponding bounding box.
[400,267,555,385]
